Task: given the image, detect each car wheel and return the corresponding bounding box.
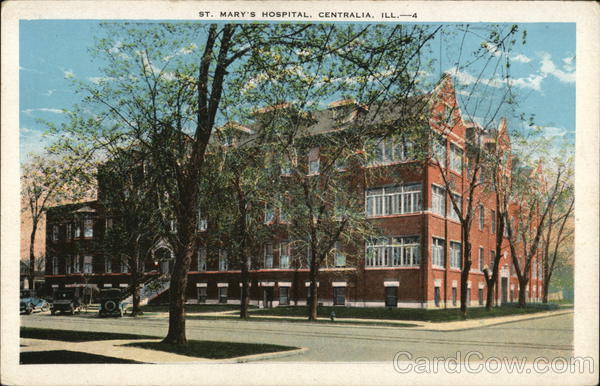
[51,310,56,315]
[25,305,32,315]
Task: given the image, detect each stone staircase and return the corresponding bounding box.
[123,274,171,306]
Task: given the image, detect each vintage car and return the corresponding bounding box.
[50,288,82,315]
[98,289,127,317]
[20,289,49,314]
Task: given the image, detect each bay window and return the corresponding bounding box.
[366,236,420,267]
[366,184,422,217]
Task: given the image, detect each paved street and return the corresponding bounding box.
[21,312,573,362]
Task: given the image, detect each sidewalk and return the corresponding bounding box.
[21,338,306,364]
[140,307,573,331]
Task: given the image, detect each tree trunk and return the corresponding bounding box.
[518,279,527,308]
[240,253,250,319]
[542,281,550,304]
[308,257,319,321]
[28,225,37,290]
[460,237,472,318]
[131,248,143,316]
[485,277,495,311]
[162,246,193,344]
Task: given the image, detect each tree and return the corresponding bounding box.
[540,178,574,303]
[21,153,92,290]
[505,157,572,307]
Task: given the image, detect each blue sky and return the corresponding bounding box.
[19,21,575,163]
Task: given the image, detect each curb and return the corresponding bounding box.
[223,347,309,363]
[416,309,574,332]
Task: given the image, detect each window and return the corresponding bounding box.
[467,287,471,304]
[308,147,320,175]
[434,287,441,307]
[169,219,177,234]
[66,224,72,240]
[218,250,228,271]
[279,242,290,269]
[366,236,420,267]
[369,136,415,165]
[478,288,484,305]
[450,242,462,269]
[52,225,59,242]
[334,156,347,171]
[65,256,72,274]
[197,248,207,271]
[73,255,80,273]
[264,203,275,224]
[448,193,461,221]
[452,287,457,306]
[450,144,463,172]
[334,241,346,267]
[264,243,274,268]
[333,287,346,305]
[478,205,485,230]
[83,256,93,274]
[432,133,446,164]
[52,257,59,275]
[279,287,290,305]
[74,224,81,238]
[431,185,446,216]
[479,247,484,271]
[83,219,93,238]
[491,210,496,233]
[105,257,112,273]
[278,194,289,224]
[197,287,207,303]
[385,286,398,307]
[432,238,445,267]
[490,250,496,271]
[366,184,422,217]
[218,287,228,303]
[280,159,292,176]
[121,260,128,273]
[197,208,207,231]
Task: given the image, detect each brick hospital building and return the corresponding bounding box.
[43,76,544,308]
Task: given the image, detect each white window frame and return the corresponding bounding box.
[105,256,112,273]
[83,218,93,238]
[218,250,228,271]
[66,224,72,240]
[334,241,346,267]
[431,185,446,216]
[432,237,445,268]
[83,255,93,274]
[365,184,422,218]
[264,203,275,224]
[478,247,484,271]
[491,209,496,233]
[197,248,207,271]
[448,193,461,222]
[279,242,290,269]
[52,225,59,242]
[264,243,274,269]
[52,257,59,275]
[450,241,462,269]
[73,255,81,273]
[450,143,463,172]
[366,236,421,268]
[478,204,485,231]
[308,159,320,175]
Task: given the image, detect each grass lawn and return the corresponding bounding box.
[21,327,157,342]
[248,304,559,323]
[20,350,143,364]
[124,340,297,359]
[185,314,419,327]
[139,304,255,313]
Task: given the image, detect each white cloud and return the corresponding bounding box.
[508,74,544,91]
[539,52,575,83]
[22,108,64,115]
[444,67,503,88]
[510,54,532,63]
[63,69,75,79]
